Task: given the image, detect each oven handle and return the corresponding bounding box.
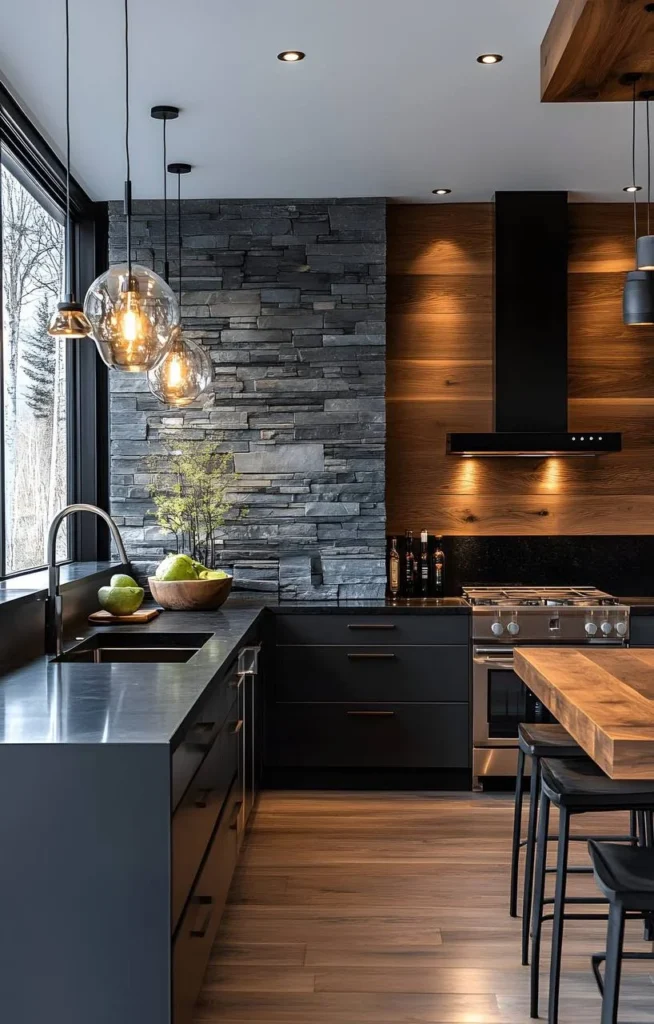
[474,647,514,655]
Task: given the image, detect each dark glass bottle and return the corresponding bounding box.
[419,529,429,597]
[432,535,445,596]
[405,530,416,597]
[388,537,400,599]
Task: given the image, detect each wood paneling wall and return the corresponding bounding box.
[386,203,654,535]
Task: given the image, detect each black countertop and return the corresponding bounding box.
[0,596,469,748]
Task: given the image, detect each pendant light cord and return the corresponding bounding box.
[632,78,638,265]
[163,120,169,282]
[64,0,72,298]
[647,95,652,237]
[177,171,183,307]
[124,0,132,277]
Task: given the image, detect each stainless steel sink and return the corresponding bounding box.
[52,632,213,664]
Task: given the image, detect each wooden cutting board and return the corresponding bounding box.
[88,608,161,624]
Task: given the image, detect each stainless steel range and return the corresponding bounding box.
[464,586,630,788]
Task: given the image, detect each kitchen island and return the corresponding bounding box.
[514,646,654,780]
[0,595,469,1024]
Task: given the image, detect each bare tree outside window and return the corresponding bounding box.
[1,164,67,573]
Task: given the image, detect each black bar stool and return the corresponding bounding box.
[530,757,654,1024]
[511,723,584,965]
[588,840,654,1024]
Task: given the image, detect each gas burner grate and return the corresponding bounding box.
[462,585,619,608]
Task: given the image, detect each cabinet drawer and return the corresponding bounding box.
[171,659,241,811]
[172,785,241,1024]
[267,702,469,769]
[275,645,468,703]
[275,613,468,647]
[171,697,241,933]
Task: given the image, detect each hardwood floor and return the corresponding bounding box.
[195,792,654,1023]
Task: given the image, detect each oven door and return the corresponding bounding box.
[472,645,553,748]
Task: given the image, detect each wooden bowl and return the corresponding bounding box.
[148,575,233,611]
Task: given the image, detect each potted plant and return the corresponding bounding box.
[146,439,247,609]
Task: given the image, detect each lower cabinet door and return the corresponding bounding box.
[172,785,241,1024]
[267,702,469,768]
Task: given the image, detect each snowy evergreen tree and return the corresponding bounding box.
[22,297,55,418]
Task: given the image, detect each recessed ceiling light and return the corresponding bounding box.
[432,189,452,195]
[477,53,503,64]
[624,184,642,192]
[278,50,305,62]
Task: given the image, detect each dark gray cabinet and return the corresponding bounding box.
[171,640,261,1024]
[629,615,654,647]
[268,612,470,773]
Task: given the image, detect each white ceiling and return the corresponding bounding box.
[0,0,646,203]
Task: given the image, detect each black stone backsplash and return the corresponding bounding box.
[388,535,654,597]
[443,536,654,597]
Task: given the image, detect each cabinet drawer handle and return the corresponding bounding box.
[347,653,396,661]
[189,896,213,938]
[346,710,395,717]
[230,719,244,735]
[347,623,396,630]
[229,801,243,830]
[187,721,215,750]
[193,788,213,809]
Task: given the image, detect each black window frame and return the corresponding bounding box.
[0,83,109,577]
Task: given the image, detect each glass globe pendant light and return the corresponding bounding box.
[83,0,179,370]
[47,0,92,338]
[623,76,654,325]
[147,163,212,406]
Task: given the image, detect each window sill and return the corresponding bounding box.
[0,561,127,611]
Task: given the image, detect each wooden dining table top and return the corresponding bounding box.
[513,647,654,780]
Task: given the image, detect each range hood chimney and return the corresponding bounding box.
[447,191,621,457]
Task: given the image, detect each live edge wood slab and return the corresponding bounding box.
[514,647,654,780]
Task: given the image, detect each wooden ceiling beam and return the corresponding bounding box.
[541,0,654,102]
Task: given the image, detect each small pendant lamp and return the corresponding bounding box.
[624,77,654,325]
[147,163,213,406]
[84,0,179,371]
[637,90,654,271]
[47,0,93,338]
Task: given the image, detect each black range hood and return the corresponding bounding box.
[446,191,621,457]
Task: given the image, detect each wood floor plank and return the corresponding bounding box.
[196,792,654,1024]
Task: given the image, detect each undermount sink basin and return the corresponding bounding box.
[52,632,212,665]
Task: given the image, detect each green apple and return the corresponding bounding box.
[154,554,199,582]
[98,585,144,615]
[199,569,228,580]
[110,573,139,588]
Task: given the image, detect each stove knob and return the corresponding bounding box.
[506,621,520,636]
[491,621,505,636]
[616,621,628,637]
[585,621,598,636]
[600,621,613,635]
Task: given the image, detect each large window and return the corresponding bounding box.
[1,164,67,573]
[0,83,109,578]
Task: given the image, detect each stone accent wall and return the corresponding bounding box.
[108,198,386,599]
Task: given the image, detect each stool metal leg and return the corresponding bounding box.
[521,756,540,965]
[600,902,625,1024]
[530,789,550,1018]
[510,746,526,918]
[548,805,570,1024]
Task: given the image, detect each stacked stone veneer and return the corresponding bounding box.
[108,198,386,599]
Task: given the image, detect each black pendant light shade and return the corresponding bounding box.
[637,235,654,270]
[623,78,654,325]
[624,270,654,324]
[48,0,92,338]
